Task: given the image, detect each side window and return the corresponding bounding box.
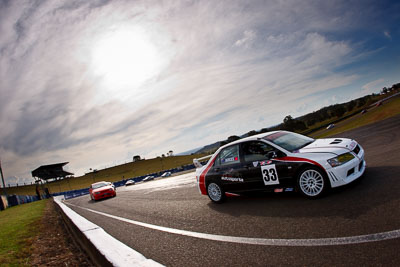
[217,145,240,166]
[242,141,276,162]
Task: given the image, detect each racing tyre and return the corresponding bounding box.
[297,167,328,199]
[207,182,226,203]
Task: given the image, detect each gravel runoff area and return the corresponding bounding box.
[30,199,94,266]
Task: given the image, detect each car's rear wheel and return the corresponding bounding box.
[207,182,226,203]
[297,167,328,198]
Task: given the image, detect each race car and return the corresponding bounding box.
[161,171,172,177]
[89,181,117,201]
[194,130,366,203]
[125,179,136,186]
[143,175,155,182]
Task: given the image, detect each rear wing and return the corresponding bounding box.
[193,155,213,168]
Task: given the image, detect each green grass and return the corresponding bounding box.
[311,95,400,138]
[7,154,206,196]
[0,200,47,266]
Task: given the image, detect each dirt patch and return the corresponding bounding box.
[30,199,94,266]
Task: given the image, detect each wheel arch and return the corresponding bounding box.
[294,163,331,189]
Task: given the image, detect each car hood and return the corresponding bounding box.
[297,138,357,155]
[92,185,114,193]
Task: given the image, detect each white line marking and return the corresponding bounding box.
[66,202,400,247]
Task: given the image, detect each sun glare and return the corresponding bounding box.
[91,27,164,98]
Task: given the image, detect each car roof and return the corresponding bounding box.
[218,131,282,151]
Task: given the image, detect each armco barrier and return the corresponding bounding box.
[5,195,40,208]
[0,194,40,211]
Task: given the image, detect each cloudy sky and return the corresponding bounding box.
[1,0,399,186]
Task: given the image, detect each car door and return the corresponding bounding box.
[207,144,245,193]
[239,141,289,191]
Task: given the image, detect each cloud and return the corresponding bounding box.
[362,79,385,94]
[235,30,257,48]
[0,0,398,184]
[384,30,391,39]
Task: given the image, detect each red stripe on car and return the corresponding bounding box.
[225,192,240,197]
[274,156,324,170]
[198,157,216,195]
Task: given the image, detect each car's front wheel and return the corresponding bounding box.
[297,167,328,198]
[207,182,226,203]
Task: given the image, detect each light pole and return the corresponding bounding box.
[0,160,8,197]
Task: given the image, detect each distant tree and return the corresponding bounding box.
[347,100,356,112]
[283,115,294,124]
[260,127,271,133]
[167,150,173,156]
[333,105,346,118]
[306,119,316,127]
[357,98,366,108]
[381,87,388,94]
[133,155,141,162]
[247,130,258,136]
[227,135,241,143]
[162,154,165,157]
[282,115,306,132]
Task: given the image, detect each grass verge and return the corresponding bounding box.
[0,200,47,266]
[311,95,400,138]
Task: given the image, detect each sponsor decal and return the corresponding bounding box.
[274,156,325,171]
[221,156,239,163]
[264,131,287,141]
[260,160,272,166]
[253,161,259,167]
[221,175,244,182]
[261,164,280,185]
[348,141,357,150]
[285,188,294,192]
[274,188,283,193]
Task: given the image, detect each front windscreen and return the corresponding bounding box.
[92,182,108,189]
[263,131,314,152]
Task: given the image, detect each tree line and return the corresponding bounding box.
[219,82,399,146]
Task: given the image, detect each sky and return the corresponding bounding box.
[1,0,399,186]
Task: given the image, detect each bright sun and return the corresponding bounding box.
[91,27,164,97]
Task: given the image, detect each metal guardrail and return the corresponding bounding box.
[0,194,40,211]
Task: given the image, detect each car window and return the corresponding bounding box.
[263,131,314,152]
[92,182,107,189]
[216,145,240,166]
[242,141,275,162]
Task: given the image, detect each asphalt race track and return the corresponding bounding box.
[66,114,400,266]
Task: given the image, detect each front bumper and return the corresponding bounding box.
[94,190,116,200]
[327,146,366,188]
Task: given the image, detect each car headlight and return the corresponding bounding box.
[327,152,355,167]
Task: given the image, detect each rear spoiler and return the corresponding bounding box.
[193,155,213,168]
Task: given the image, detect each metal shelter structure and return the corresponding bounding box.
[31,162,73,182]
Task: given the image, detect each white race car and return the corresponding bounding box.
[194,131,366,203]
